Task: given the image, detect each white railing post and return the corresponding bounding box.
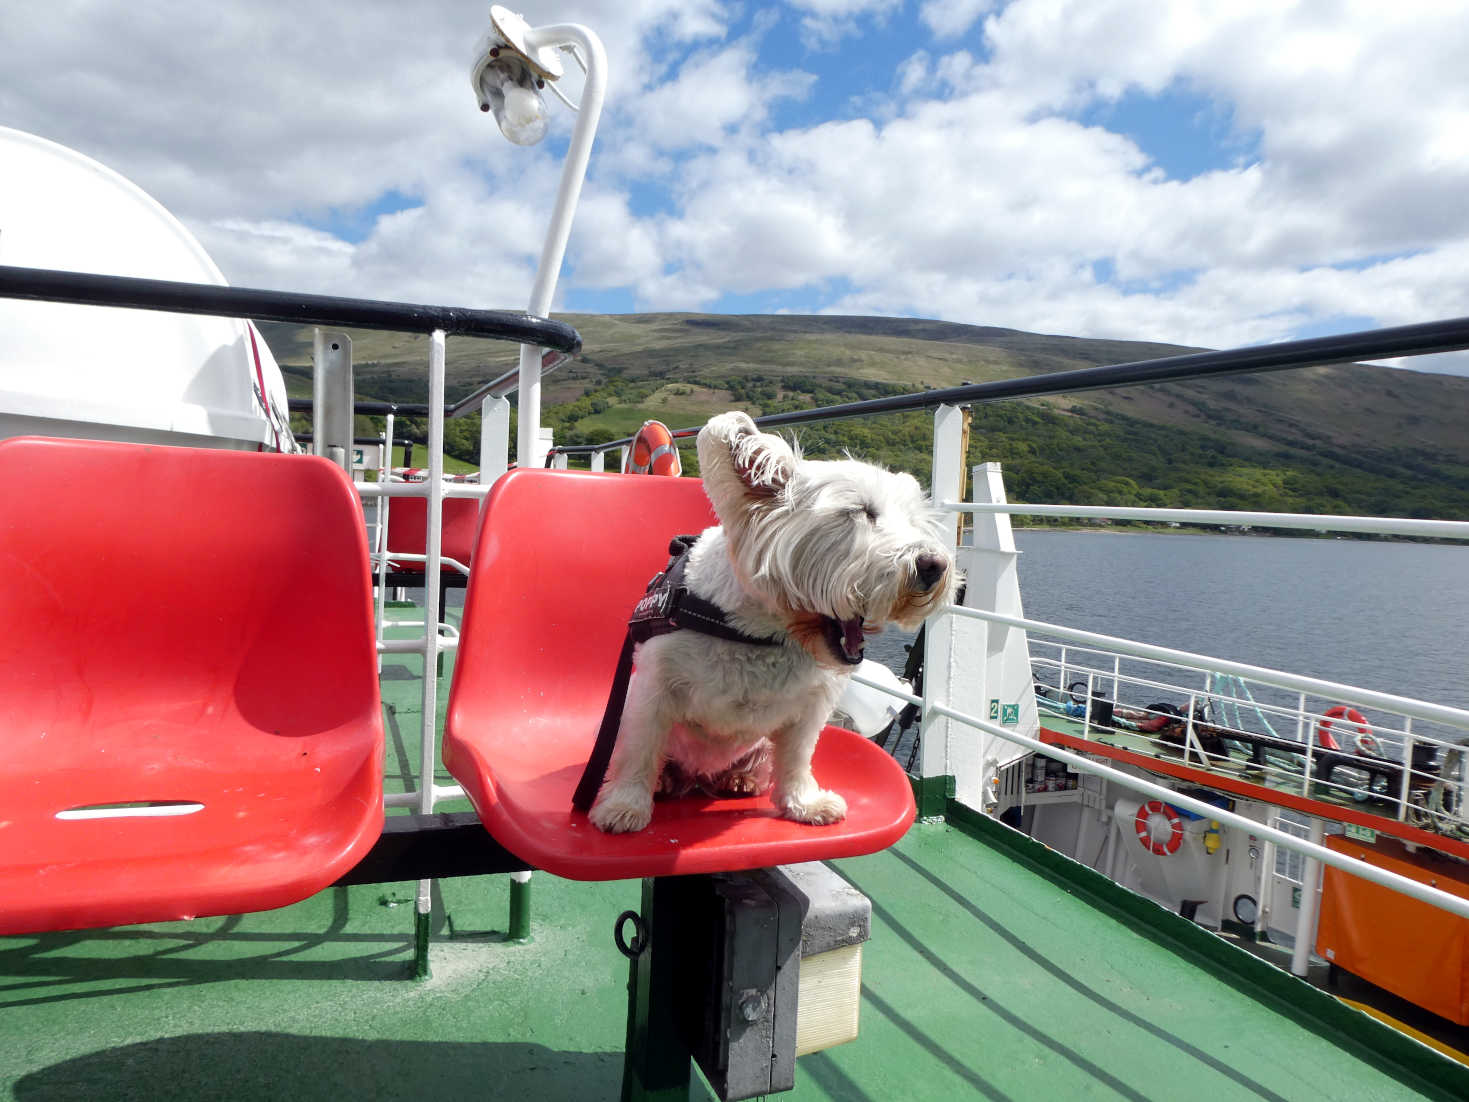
[1183,692,1198,765]
[480,395,510,487]
[1300,697,1316,796]
[917,404,964,809]
[939,445,1038,808]
[1291,817,1326,977]
[312,329,354,474]
[1082,672,1094,739]
[1398,718,1414,821]
[375,412,396,672]
[590,450,605,472]
[420,330,447,819]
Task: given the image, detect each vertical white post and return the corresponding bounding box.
[420,330,447,818]
[1291,817,1325,977]
[414,331,448,969]
[1300,695,1316,795]
[590,451,605,472]
[949,459,1037,810]
[480,395,510,486]
[312,329,354,474]
[514,23,607,470]
[1397,719,1414,821]
[375,412,396,672]
[918,405,964,804]
[1255,834,1274,940]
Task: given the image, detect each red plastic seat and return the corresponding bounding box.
[0,437,384,935]
[443,468,916,881]
[385,495,482,573]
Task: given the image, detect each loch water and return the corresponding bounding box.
[866,529,1469,716]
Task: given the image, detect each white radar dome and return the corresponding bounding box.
[0,127,295,450]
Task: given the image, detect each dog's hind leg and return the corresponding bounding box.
[770,699,848,825]
[588,668,672,833]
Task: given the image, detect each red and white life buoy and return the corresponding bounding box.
[1315,705,1378,755]
[1134,800,1184,856]
[625,420,681,476]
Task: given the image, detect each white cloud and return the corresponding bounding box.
[785,0,904,48]
[919,0,998,40]
[1,0,1465,374]
[627,42,815,151]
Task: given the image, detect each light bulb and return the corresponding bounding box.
[477,62,548,147]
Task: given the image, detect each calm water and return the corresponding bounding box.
[867,530,1469,714]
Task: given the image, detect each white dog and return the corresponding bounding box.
[588,411,957,833]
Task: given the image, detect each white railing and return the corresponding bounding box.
[954,606,1469,732]
[1026,639,1466,835]
[858,403,1469,925]
[956,501,1469,542]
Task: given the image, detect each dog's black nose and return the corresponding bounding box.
[915,553,947,589]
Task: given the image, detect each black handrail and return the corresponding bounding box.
[552,313,1469,456]
[0,265,582,352]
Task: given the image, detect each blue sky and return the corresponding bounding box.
[2,0,1466,372]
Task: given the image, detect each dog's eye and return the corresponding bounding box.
[860,504,879,522]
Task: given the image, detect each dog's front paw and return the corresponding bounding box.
[779,788,848,825]
[589,788,654,833]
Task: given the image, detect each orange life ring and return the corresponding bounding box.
[1315,705,1377,755]
[1134,800,1184,856]
[625,420,681,476]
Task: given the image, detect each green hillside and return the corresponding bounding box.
[260,313,1469,522]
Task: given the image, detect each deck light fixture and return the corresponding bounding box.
[470,5,567,146]
[468,4,607,477]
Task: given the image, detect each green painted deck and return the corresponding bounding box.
[4,815,1464,1100]
[4,596,1466,1100]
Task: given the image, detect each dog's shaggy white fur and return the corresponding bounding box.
[588,411,957,833]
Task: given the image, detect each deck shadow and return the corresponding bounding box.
[0,886,427,1008]
[14,1032,620,1101]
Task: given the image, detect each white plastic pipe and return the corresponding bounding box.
[514,22,606,469]
[948,501,1469,541]
[949,605,1469,733]
[932,698,1469,921]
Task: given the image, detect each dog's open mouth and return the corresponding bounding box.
[822,615,867,666]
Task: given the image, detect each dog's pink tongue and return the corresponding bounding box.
[841,618,865,661]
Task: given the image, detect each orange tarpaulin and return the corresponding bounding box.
[1316,832,1469,1025]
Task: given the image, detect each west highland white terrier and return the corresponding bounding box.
[588,411,958,834]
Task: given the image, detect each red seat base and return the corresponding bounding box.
[448,721,915,880]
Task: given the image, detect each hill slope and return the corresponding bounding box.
[259,313,1469,520]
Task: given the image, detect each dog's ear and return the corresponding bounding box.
[697,411,795,516]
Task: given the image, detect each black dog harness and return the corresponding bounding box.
[571,535,784,811]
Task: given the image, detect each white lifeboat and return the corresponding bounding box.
[0,127,295,451]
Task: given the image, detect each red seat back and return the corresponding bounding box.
[0,437,384,934]
[385,494,482,572]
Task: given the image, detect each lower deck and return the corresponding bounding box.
[3,811,1463,1100]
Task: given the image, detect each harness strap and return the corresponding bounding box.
[571,535,782,811]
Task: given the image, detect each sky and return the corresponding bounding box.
[3,0,1468,373]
